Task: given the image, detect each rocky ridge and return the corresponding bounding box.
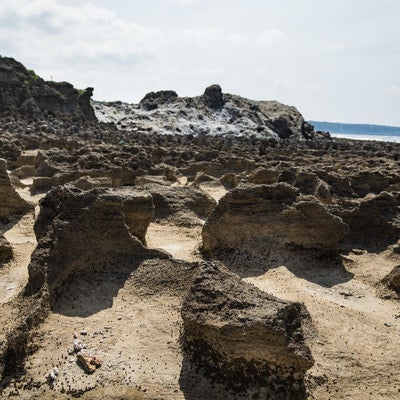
[93,84,328,141]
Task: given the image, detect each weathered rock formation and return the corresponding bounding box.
[139,90,178,111]
[203,84,225,109]
[380,265,400,298]
[0,158,33,221]
[26,185,166,299]
[94,86,327,141]
[181,261,314,398]
[0,234,12,263]
[336,191,400,251]
[0,55,95,120]
[202,183,348,264]
[140,183,217,226]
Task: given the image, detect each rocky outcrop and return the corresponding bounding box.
[181,261,314,398]
[0,234,12,263]
[0,56,95,120]
[202,183,348,264]
[203,84,225,109]
[337,191,400,251]
[94,85,327,141]
[140,183,217,226]
[26,185,166,299]
[139,90,178,111]
[0,158,33,221]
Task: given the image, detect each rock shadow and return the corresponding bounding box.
[206,249,354,288]
[51,262,141,318]
[179,353,306,400]
[179,354,249,400]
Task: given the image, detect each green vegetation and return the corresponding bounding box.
[27,69,40,81]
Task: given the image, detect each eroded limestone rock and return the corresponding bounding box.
[181,261,314,398]
[202,183,348,264]
[0,158,33,221]
[26,185,166,299]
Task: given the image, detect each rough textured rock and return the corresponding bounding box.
[181,261,314,398]
[337,191,400,251]
[26,185,166,299]
[140,183,217,226]
[94,86,326,141]
[202,183,348,262]
[77,353,102,374]
[0,158,33,221]
[0,234,12,263]
[203,84,225,109]
[247,166,280,185]
[380,265,400,298]
[0,56,96,120]
[139,90,178,111]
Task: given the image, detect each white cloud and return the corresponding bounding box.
[166,0,196,5]
[253,28,285,48]
[0,0,162,68]
[385,86,400,93]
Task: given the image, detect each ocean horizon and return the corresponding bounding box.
[310,121,400,143]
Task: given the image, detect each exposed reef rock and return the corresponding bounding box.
[0,234,12,263]
[140,183,217,226]
[380,265,400,298]
[0,56,95,120]
[337,191,400,251]
[0,158,33,221]
[202,183,348,265]
[181,261,314,399]
[26,185,166,299]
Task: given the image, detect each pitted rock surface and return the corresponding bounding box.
[181,261,314,399]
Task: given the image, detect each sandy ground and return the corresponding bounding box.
[1,183,400,399]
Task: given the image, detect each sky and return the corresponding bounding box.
[0,0,399,126]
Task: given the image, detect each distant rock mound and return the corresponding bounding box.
[0,56,96,120]
[0,158,33,221]
[94,85,328,141]
[139,90,178,111]
[202,183,348,265]
[181,261,314,398]
[25,185,167,299]
[202,84,225,109]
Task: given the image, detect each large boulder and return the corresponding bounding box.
[25,185,166,299]
[202,183,348,263]
[181,261,314,398]
[203,84,225,109]
[0,158,33,221]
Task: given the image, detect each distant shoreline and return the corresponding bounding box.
[310,120,400,142]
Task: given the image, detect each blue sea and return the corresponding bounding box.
[310,121,400,143]
[329,132,400,143]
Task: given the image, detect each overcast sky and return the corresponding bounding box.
[1,0,399,125]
